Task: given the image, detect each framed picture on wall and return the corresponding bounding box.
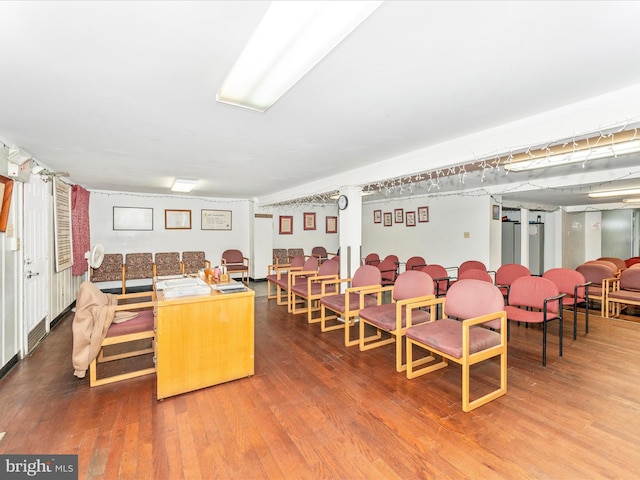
[373,210,382,223]
[406,211,416,227]
[418,206,429,223]
[304,212,316,230]
[113,206,153,231]
[279,215,293,234]
[394,208,404,224]
[326,216,337,233]
[201,209,232,230]
[165,209,191,229]
[383,212,392,227]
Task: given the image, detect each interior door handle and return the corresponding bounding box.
[25,271,40,279]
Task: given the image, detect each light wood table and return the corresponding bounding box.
[154,281,255,400]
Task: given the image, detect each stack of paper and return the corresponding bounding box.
[159,277,212,298]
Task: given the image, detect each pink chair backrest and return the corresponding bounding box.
[619,268,640,291]
[365,253,380,265]
[458,269,492,282]
[384,254,399,264]
[585,260,617,275]
[508,276,560,313]
[318,258,339,276]
[392,271,434,301]
[459,260,486,275]
[222,249,244,263]
[542,268,587,299]
[290,255,306,268]
[598,257,626,271]
[405,256,426,271]
[576,263,614,286]
[445,279,504,320]
[352,265,382,288]
[495,264,531,286]
[312,246,328,258]
[302,257,319,271]
[377,258,397,283]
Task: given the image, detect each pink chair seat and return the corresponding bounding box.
[359,303,430,331]
[406,319,501,359]
[106,309,154,337]
[320,292,379,312]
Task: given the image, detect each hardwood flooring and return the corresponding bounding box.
[1,294,640,479]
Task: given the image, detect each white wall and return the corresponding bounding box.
[362,193,493,272]
[90,190,252,271]
[269,204,340,257]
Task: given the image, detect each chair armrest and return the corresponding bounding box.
[396,294,436,331]
[461,310,507,357]
[116,291,156,302]
[543,293,566,317]
[320,277,352,295]
[405,296,445,328]
[574,281,591,299]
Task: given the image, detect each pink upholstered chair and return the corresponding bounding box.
[606,267,640,318]
[458,268,493,283]
[290,258,340,323]
[221,249,250,284]
[319,265,382,346]
[286,256,320,312]
[597,257,626,273]
[377,258,398,286]
[576,262,617,317]
[495,263,531,298]
[542,268,590,339]
[405,256,427,272]
[625,256,640,268]
[458,260,486,277]
[505,276,565,366]
[405,279,507,412]
[311,246,336,264]
[420,264,451,297]
[358,270,435,372]
[267,254,305,306]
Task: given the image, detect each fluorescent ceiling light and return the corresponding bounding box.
[589,187,640,198]
[217,1,384,112]
[622,198,640,203]
[171,179,198,193]
[505,139,640,172]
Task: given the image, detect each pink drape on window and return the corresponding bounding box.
[72,185,90,275]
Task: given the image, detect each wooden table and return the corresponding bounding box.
[154,282,255,399]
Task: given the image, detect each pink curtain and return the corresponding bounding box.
[72,185,90,275]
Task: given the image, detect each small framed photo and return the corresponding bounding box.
[304,212,316,230]
[383,212,392,227]
[165,209,192,230]
[373,210,382,224]
[394,208,404,224]
[279,215,293,234]
[406,211,416,227]
[326,216,338,234]
[418,206,429,223]
[492,204,500,220]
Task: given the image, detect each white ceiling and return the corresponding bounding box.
[2,1,640,209]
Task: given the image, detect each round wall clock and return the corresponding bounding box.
[337,194,348,210]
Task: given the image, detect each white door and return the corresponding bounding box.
[23,177,49,352]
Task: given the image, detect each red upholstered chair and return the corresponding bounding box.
[311,246,336,264]
[267,254,305,306]
[319,265,382,346]
[420,264,451,297]
[542,268,590,339]
[606,267,640,318]
[377,258,398,286]
[576,262,617,317]
[458,268,493,283]
[625,256,640,268]
[458,260,486,276]
[358,270,435,372]
[221,249,250,284]
[364,253,381,266]
[405,256,427,272]
[287,256,320,312]
[585,260,618,276]
[505,276,565,366]
[290,258,340,323]
[495,263,531,299]
[405,279,507,412]
[597,257,626,274]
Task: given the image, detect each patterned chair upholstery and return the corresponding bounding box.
[154,252,182,277]
[182,251,210,275]
[90,253,124,290]
[123,253,153,293]
[287,248,305,261]
[272,249,288,265]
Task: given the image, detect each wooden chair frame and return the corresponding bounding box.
[358,285,435,372]
[405,296,507,412]
[89,291,156,387]
[290,271,340,323]
[606,276,640,318]
[319,279,382,346]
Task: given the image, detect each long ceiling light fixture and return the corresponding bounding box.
[216,1,384,112]
[504,138,640,172]
[588,187,640,198]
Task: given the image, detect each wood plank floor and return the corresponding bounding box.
[1,294,640,479]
